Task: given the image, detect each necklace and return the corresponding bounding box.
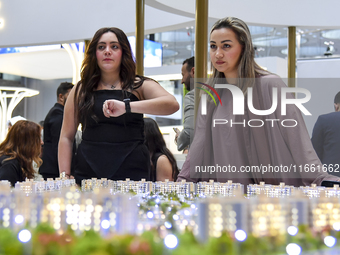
[101,80,120,90]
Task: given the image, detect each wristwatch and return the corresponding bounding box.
[123,98,131,113]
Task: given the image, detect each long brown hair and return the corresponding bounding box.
[144,118,179,181]
[0,120,42,179]
[210,17,269,93]
[75,27,145,129]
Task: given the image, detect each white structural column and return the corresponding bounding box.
[0,87,39,141]
[62,43,85,85]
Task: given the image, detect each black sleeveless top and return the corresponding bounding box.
[0,155,24,186]
[75,90,150,183]
[151,152,163,182]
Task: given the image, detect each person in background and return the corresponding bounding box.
[311,91,340,176]
[38,120,44,158]
[175,56,195,152]
[59,27,179,184]
[39,82,74,180]
[39,120,44,142]
[7,116,26,130]
[144,118,179,181]
[0,120,43,186]
[177,17,340,186]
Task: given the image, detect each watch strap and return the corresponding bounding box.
[123,98,131,113]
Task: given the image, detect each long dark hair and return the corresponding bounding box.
[75,27,145,129]
[0,120,42,179]
[144,118,179,181]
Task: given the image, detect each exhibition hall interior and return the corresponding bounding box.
[1,1,340,138]
[1,1,340,254]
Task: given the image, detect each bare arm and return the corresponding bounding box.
[58,85,78,177]
[156,155,174,181]
[103,79,179,117]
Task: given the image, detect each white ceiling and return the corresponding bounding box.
[0,49,72,80]
[0,0,194,48]
[153,0,340,28]
[0,0,195,80]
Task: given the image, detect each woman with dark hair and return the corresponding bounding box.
[144,118,179,181]
[59,27,179,183]
[0,120,43,186]
[178,17,340,186]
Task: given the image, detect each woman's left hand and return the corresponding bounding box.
[103,99,126,117]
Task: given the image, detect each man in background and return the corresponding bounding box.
[175,56,195,152]
[311,91,340,176]
[39,82,74,180]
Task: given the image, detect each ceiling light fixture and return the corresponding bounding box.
[322,30,340,39]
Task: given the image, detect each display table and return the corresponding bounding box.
[0,178,340,254]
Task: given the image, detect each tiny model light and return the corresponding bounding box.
[287,226,299,236]
[324,236,336,248]
[164,234,178,249]
[101,220,110,230]
[18,229,32,243]
[15,215,24,224]
[286,243,302,255]
[234,229,247,242]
